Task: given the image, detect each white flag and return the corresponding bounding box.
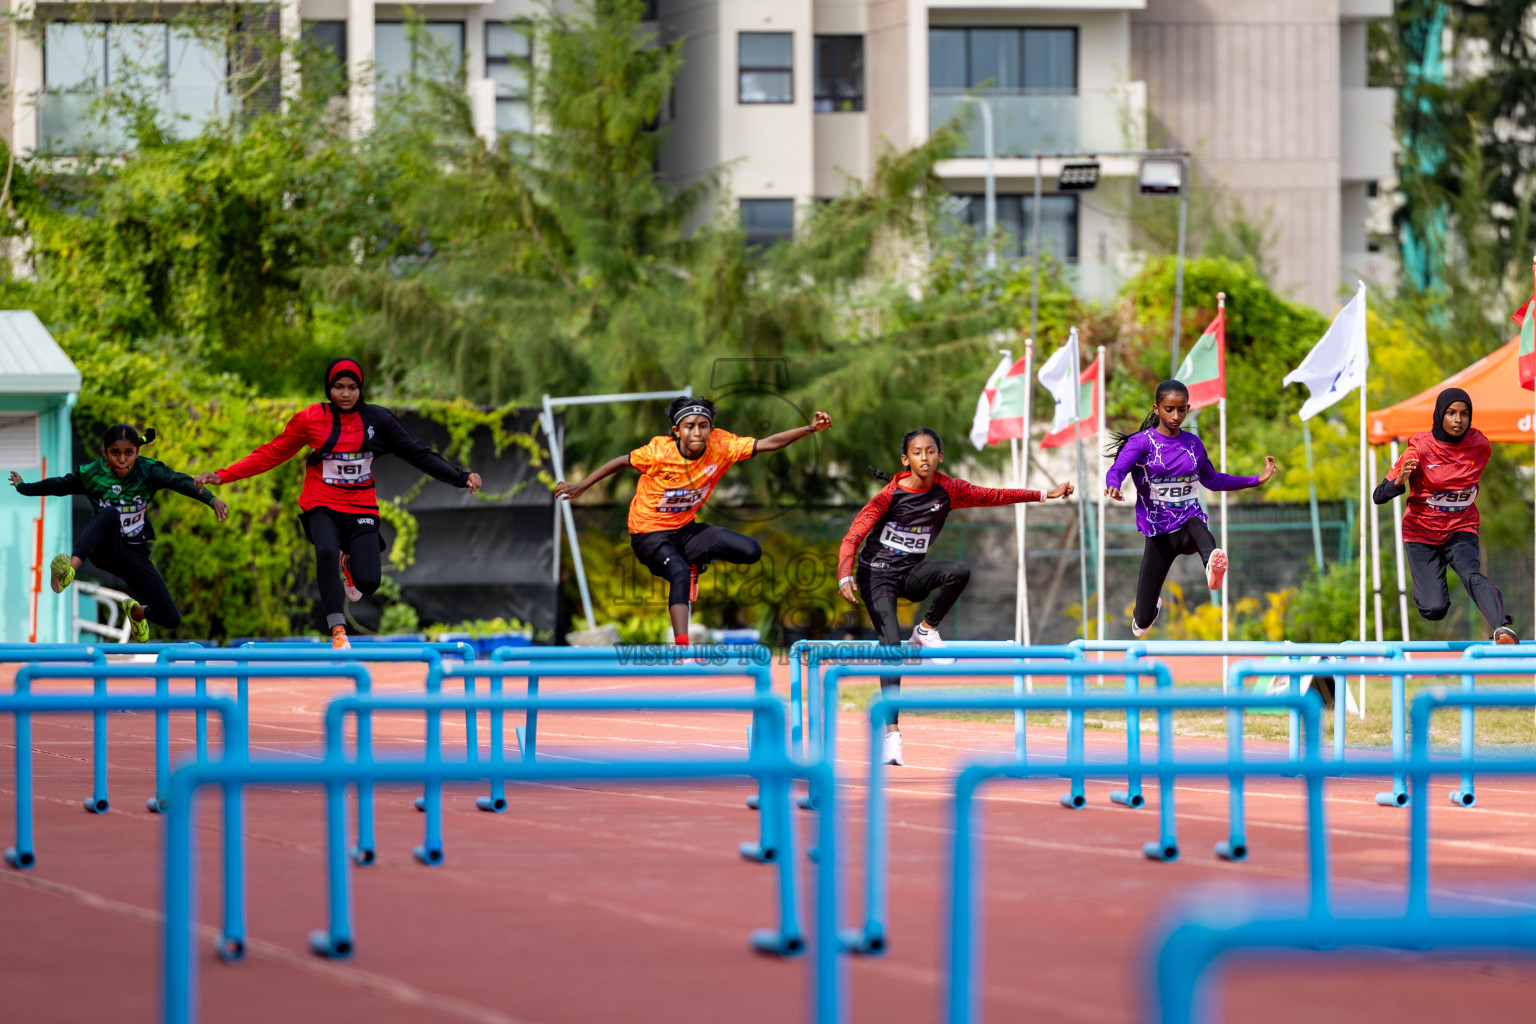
[1284,282,1369,421]
[969,354,1013,450]
[1039,327,1082,435]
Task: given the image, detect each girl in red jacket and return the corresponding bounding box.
[838,427,1073,764]
[196,359,481,647]
[1372,386,1517,643]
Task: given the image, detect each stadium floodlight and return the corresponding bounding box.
[1138,157,1184,195]
[1057,162,1100,191]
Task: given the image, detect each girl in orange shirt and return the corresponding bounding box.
[555,396,832,644]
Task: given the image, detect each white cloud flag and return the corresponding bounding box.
[1284,282,1369,421]
[1038,327,1082,435]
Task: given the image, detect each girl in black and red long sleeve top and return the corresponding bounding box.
[838,427,1073,765]
[195,358,482,647]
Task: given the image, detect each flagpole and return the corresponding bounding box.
[1390,439,1411,642]
[1302,421,1325,571]
[1217,294,1229,658]
[1071,328,1091,641]
[1020,338,1035,651]
[1369,446,1385,642]
[1358,288,1369,652]
[1096,344,1107,670]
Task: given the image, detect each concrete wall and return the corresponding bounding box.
[0,393,74,643]
[1132,0,1345,310]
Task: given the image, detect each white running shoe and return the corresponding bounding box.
[1206,548,1229,591]
[882,731,904,766]
[1131,598,1162,639]
[910,623,954,665]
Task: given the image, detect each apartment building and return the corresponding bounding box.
[1,0,1394,311]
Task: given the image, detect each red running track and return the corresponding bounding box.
[2,659,1536,1023]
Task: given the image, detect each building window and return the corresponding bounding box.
[486,22,531,135]
[739,32,793,104]
[814,35,863,112]
[928,27,1076,93]
[302,21,347,91]
[954,193,1077,263]
[374,22,465,94]
[741,198,795,246]
[40,22,228,152]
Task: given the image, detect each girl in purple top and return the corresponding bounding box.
[1105,380,1278,636]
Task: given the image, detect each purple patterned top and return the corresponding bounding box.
[1105,428,1261,537]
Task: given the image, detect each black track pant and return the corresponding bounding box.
[1133,518,1218,631]
[1406,531,1510,635]
[858,560,972,724]
[302,507,384,629]
[75,508,181,628]
[630,521,762,606]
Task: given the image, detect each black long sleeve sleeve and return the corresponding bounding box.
[13,473,84,497]
[1372,475,1406,505]
[377,411,471,487]
[147,462,216,506]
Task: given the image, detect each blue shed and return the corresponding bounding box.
[0,312,80,643]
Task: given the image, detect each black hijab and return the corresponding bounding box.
[1431,387,1472,444]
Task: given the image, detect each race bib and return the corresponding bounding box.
[321,451,374,487]
[1149,475,1199,507]
[1427,485,1476,511]
[116,501,148,538]
[657,487,707,515]
[879,521,931,554]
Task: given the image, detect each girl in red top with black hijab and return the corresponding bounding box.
[1373,386,1517,642]
[196,358,482,647]
[838,428,1073,764]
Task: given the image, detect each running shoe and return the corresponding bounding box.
[688,563,705,603]
[910,622,953,664]
[339,554,363,603]
[1495,625,1520,645]
[49,554,74,594]
[121,598,149,643]
[1205,548,1229,591]
[882,731,904,766]
[331,626,351,650]
[1132,598,1162,639]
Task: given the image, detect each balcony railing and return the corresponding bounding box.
[37,87,228,154]
[930,87,1143,158]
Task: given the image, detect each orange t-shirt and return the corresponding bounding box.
[627,429,757,534]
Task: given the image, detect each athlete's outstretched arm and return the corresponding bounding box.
[940,476,1070,508]
[8,470,84,496]
[148,463,230,522]
[753,411,832,453]
[195,411,311,488]
[554,455,632,501]
[1195,445,1277,491]
[376,411,482,493]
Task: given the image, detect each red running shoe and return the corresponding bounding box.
[340,554,363,603]
[689,563,705,603]
[1206,549,1229,591]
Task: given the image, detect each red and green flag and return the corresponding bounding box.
[1039,357,1101,449]
[1512,291,1536,392]
[1175,305,1226,409]
[969,354,1031,448]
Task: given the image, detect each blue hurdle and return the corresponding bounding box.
[0,645,112,810]
[1149,687,1536,1024]
[1447,643,1536,806]
[818,659,1172,813]
[309,692,804,957]
[943,689,1329,1024]
[161,728,844,1024]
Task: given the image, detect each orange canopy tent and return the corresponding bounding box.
[1367,337,1536,444]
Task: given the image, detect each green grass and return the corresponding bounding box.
[839,675,1536,752]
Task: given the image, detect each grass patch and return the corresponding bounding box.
[839,676,1536,752]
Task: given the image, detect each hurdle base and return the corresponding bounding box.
[745,794,759,811]
[3,846,34,870]
[412,844,444,867]
[146,796,166,814]
[1059,792,1086,810]
[216,935,246,963]
[412,795,426,812]
[1109,789,1145,809]
[795,793,817,811]
[1449,789,1477,808]
[307,930,354,960]
[849,925,886,956]
[738,841,776,864]
[475,795,507,813]
[1374,790,1410,808]
[749,928,805,958]
[83,796,109,814]
[349,846,375,867]
[1142,840,1179,863]
[1214,839,1248,862]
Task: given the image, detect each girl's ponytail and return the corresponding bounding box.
[140,428,157,446]
[868,466,894,483]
